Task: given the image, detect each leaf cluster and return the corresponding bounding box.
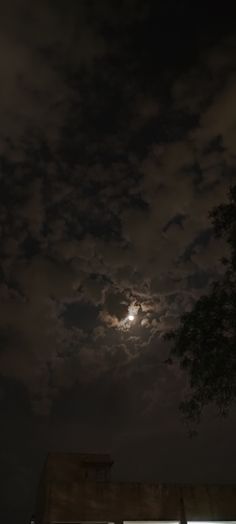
[166,186,236,423]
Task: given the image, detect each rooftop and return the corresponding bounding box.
[35,453,236,524]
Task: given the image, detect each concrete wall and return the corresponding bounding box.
[36,454,236,524]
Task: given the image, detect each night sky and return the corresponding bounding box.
[1,1,236,523]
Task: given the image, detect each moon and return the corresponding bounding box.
[128,314,135,321]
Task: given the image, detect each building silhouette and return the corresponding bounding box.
[35,453,236,524]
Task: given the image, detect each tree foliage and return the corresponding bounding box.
[166,186,236,423]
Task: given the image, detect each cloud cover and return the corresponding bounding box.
[0,0,236,413]
[1,1,236,521]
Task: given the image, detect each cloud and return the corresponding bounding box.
[0,12,236,418]
[194,75,236,164]
[0,256,82,414]
[2,9,236,524]
[0,0,108,146]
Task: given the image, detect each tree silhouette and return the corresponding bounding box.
[166,186,236,424]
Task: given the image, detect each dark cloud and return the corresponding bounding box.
[104,291,129,320]
[1,1,236,522]
[1,0,235,416]
[63,301,100,331]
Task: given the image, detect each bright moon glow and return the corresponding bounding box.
[128,314,135,321]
